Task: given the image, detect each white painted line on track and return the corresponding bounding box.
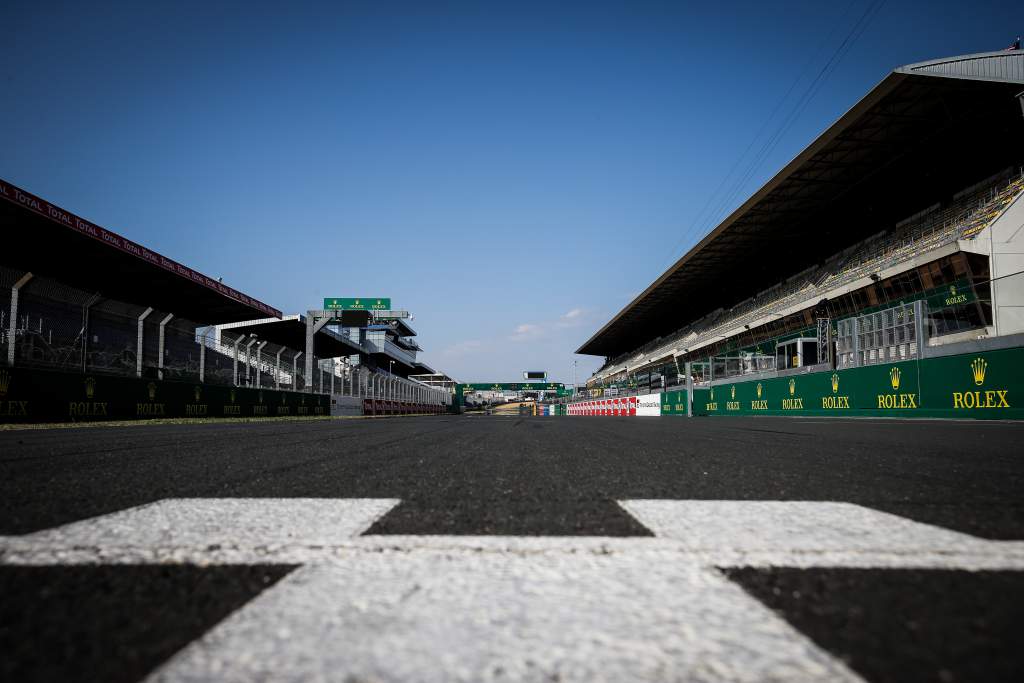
[619,500,1000,556]
[146,550,861,683]
[6,499,1024,682]
[14,498,400,550]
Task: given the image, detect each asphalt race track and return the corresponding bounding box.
[2,415,1023,682]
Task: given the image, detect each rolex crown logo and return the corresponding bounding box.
[147,382,157,400]
[0,369,9,398]
[258,390,264,404]
[756,383,762,399]
[950,285,957,296]
[970,357,987,386]
[890,367,901,391]
[84,377,96,399]
[831,373,839,393]
[194,386,202,402]
[710,388,714,400]
[230,388,236,403]
[788,378,795,396]
[730,385,736,400]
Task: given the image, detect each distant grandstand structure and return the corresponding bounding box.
[577,50,1024,398]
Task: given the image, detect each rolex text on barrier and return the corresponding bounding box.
[0,367,329,423]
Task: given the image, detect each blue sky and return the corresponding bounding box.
[2,1,1020,383]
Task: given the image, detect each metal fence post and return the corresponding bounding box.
[852,316,861,368]
[255,341,267,387]
[6,272,33,367]
[275,347,284,390]
[292,351,303,391]
[136,307,153,378]
[198,327,210,383]
[914,299,926,358]
[245,337,258,386]
[81,293,100,373]
[685,361,693,417]
[330,360,335,395]
[157,313,174,380]
[232,335,243,386]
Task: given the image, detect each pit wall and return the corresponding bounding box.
[0,366,330,423]
[692,345,1022,420]
[567,346,1022,420]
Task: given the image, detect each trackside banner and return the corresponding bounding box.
[0,179,281,318]
[636,392,662,416]
[0,366,328,423]
[691,346,1023,420]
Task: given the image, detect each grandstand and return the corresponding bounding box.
[1,179,452,420]
[577,50,1024,403]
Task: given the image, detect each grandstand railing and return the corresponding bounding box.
[1,265,451,407]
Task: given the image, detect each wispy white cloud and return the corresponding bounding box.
[509,323,544,342]
[556,307,592,328]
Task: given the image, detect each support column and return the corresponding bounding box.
[157,313,174,380]
[255,341,268,387]
[136,307,153,378]
[275,348,284,390]
[330,360,335,395]
[304,313,316,393]
[293,351,303,391]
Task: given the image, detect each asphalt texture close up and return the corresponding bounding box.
[1,414,1022,682]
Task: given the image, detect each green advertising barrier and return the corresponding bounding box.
[660,390,689,416]
[691,345,1022,420]
[0,366,330,423]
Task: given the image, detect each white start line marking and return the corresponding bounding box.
[4,499,1024,683]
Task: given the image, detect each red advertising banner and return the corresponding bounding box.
[0,179,281,318]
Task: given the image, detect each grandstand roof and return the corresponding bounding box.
[0,179,282,322]
[577,50,1024,358]
[216,315,365,358]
